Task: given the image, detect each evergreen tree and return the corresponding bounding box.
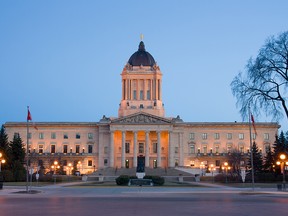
[263,145,274,173]
[273,131,287,159]
[9,134,26,181]
[248,141,263,175]
[0,125,10,171]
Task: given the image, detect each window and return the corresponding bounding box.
[63,145,68,154]
[264,133,269,140]
[202,133,207,140]
[175,147,179,154]
[63,160,67,166]
[133,90,137,100]
[104,146,108,154]
[104,159,108,166]
[147,90,151,100]
[227,133,232,140]
[88,133,93,140]
[28,133,32,139]
[189,145,195,154]
[38,145,44,154]
[197,148,200,154]
[140,90,144,100]
[216,160,220,166]
[51,145,55,153]
[125,143,130,153]
[153,143,157,153]
[82,148,85,153]
[88,145,93,153]
[76,145,80,154]
[64,133,68,139]
[265,144,270,154]
[203,146,207,154]
[14,133,20,138]
[39,133,44,139]
[76,133,81,139]
[252,133,256,140]
[239,146,244,153]
[189,133,195,140]
[139,143,144,154]
[214,133,220,140]
[215,145,219,154]
[239,133,244,140]
[51,132,56,139]
[88,160,92,166]
[227,145,232,153]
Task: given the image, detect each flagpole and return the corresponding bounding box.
[26,106,30,193]
[248,107,255,191]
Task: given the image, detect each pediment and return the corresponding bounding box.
[112,113,172,124]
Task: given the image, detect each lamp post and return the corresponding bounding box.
[0,153,5,172]
[209,164,216,183]
[77,161,82,174]
[276,154,288,189]
[51,161,60,184]
[66,163,73,175]
[222,162,231,183]
[200,162,205,176]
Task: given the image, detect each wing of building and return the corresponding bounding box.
[4,41,280,174]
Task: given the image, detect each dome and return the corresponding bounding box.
[128,41,156,66]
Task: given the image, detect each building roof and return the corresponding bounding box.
[128,41,156,66]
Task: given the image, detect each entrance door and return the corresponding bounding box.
[136,156,145,172]
[153,159,157,168]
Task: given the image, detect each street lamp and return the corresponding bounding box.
[222,162,231,183]
[66,163,73,175]
[276,154,288,189]
[209,164,216,182]
[200,162,205,176]
[51,161,60,184]
[0,153,5,172]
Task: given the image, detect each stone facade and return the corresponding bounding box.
[4,41,280,174]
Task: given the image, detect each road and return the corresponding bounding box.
[0,184,288,216]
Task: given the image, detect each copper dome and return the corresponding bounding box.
[128,41,156,67]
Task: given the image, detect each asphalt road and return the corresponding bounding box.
[1,191,288,216]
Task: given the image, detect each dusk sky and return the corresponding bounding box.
[1,1,287,131]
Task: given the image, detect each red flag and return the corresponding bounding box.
[251,114,257,136]
[27,108,32,121]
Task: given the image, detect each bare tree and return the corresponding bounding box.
[231,31,288,121]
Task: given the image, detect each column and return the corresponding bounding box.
[121,131,126,168]
[133,131,138,167]
[168,132,174,167]
[179,133,184,166]
[157,131,161,167]
[109,131,114,167]
[98,132,104,168]
[145,131,150,167]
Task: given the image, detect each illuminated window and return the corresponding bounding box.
[76,145,80,153]
[38,144,44,154]
[51,145,55,153]
[88,160,92,166]
[63,145,68,153]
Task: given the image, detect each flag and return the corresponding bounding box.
[251,114,257,136]
[27,107,32,121]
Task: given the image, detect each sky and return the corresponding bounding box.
[1,1,288,131]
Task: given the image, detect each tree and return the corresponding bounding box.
[247,141,263,175]
[263,145,274,173]
[227,148,245,176]
[0,125,9,157]
[9,134,26,181]
[231,31,288,122]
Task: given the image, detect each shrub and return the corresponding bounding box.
[144,175,165,186]
[116,175,130,186]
